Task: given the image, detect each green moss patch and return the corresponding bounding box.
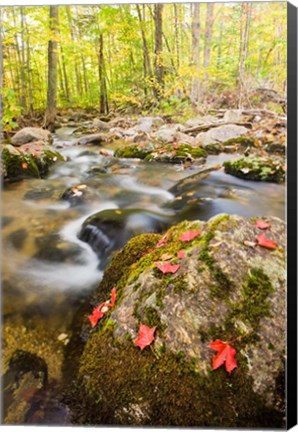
[223,156,285,183]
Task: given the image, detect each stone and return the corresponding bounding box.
[2,143,64,181]
[77,133,107,146]
[184,115,218,128]
[75,214,285,428]
[223,156,285,183]
[78,208,171,267]
[114,142,156,159]
[196,124,249,146]
[137,117,164,132]
[92,118,110,131]
[11,127,53,146]
[223,109,243,123]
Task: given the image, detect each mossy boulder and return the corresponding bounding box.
[223,156,285,183]
[1,143,65,181]
[74,214,285,428]
[114,142,156,159]
[145,144,207,164]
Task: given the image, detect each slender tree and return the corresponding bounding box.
[238,2,252,107]
[153,4,164,99]
[98,33,108,114]
[190,3,201,105]
[44,6,59,130]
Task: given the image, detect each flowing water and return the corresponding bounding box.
[1,130,285,424]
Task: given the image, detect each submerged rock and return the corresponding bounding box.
[223,156,285,183]
[11,127,53,146]
[3,350,48,424]
[74,214,285,428]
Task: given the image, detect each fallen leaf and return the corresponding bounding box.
[179,230,201,242]
[177,250,185,259]
[160,253,174,261]
[88,306,105,328]
[208,339,237,374]
[134,324,157,350]
[22,162,28,169]
[115,210,122,215]
[256,220,271,230]
[257,233,277,249]
[88,288,117,327]
[240,167,250,174]
[156,234,170,248]
[154,262,180,274]
[77,184,87,190]
[100,149,110,156]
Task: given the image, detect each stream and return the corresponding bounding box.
[2,128,285,424]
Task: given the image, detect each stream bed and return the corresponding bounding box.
[1,130,285,424]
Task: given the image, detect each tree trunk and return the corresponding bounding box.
[60,45,70,102]
[174,4,180,69]
[203,3,214,76]
[98,34,108,114]
[190,3,201,105]
[44,6,59,130]
[136,4,152,95]
[66,6,82,97]
[20,8,27,111]
[153,4,164,99]
[24,12,34,114]
[238,2,252,108]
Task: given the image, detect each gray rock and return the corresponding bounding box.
[196,124,249,146]
[12,127,53,146]
[92,118,110,131]
[185,115,218,128]
[137,116,164,132]
[77,133,106,146]
[223,110,243,123]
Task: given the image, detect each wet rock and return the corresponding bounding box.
[264,142,285,155]
[34,234,84,264]
[204,143,223,154]
[2,216,14,228]
[169,165,220,196]
[76,214,285,428]
[24,185,56,201]
[78,208,170,267]
[8,228,28,249]
[2,143,64,181]
[77,133,106,146]
[92,118,111,131]
[114,142,156,159]
[3,349,48,424]
[12,127,53,146]
[196,124,249,146]
[61,184,92,206]
[137,116,164,132]
[145,144,207,164]
[224,156,285,183]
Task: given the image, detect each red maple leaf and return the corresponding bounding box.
[134,324,157,350]
[177,250,185,259]
[257,233,277,249]
[156,234,170,248]
[88,287,117,327]
[256,220,271,230]
[208,339,238,374]
[179,230,201,242]
[154,262,180,274]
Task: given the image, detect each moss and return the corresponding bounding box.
[114,144,153,159]
[145,144,207,163]
[231,268,274,329]
[93,232,161,303]
[223,156,285,183]
[73,330,284,428]
[171,274,188,294]
[222,136,255,147]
